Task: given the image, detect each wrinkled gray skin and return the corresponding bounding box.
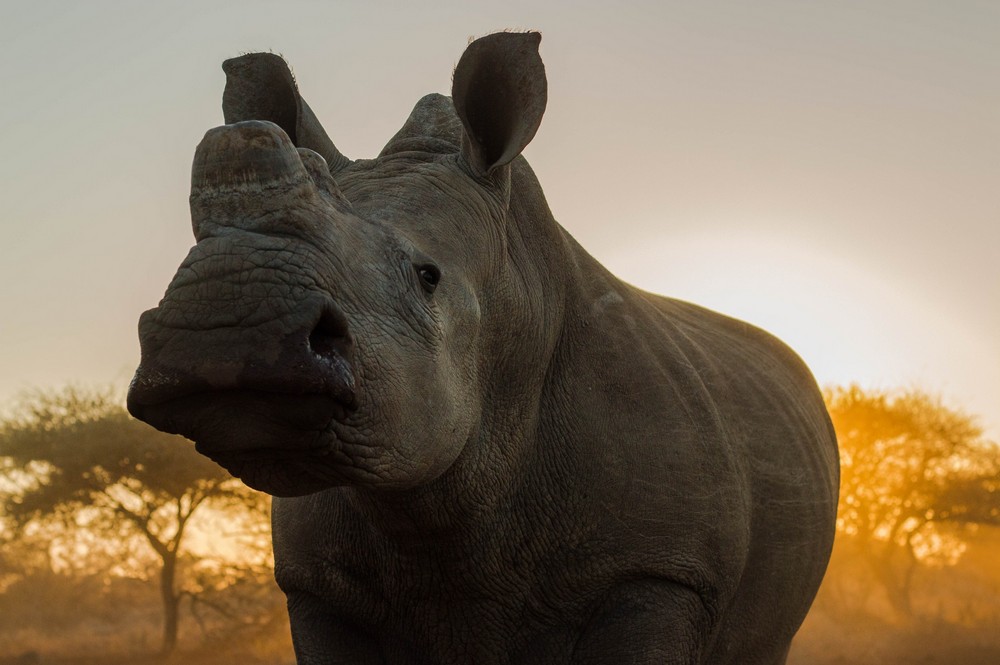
[129,32,839,665]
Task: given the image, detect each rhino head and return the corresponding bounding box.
[128,33,559,497]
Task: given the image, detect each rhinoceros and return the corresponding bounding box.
[128,32,838,665]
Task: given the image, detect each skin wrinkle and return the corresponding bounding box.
[342,164,503,242]
[149,202,439,489]
[155,278,309,330]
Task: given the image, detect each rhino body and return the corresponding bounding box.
[129,33,838,664]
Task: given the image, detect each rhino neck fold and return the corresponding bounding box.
[342,386,565,546]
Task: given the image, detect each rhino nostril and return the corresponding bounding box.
[309,302,351,359]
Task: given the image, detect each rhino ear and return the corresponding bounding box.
[452,32,547,177]
[221,53,351,173]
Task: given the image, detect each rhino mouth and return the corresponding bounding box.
[130,387,349,434]
[129,387,355,496]
[127,285,365,497]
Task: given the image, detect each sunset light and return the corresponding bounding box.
[1,2,997,664]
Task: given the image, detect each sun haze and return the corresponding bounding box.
[0,1,997,437]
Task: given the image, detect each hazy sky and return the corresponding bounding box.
[1,1,997,437]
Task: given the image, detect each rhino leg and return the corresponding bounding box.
[571,580,709,665]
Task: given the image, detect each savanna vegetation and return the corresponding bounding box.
[0,387,291,664]
[0,384,997,664]
[788,386,1000,665]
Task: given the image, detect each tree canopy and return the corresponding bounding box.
[0,385,270,655]
[823,384,1000,616]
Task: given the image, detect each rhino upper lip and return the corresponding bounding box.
[128,356,358,412]
[127,385,354,443]
[130,381,353,410]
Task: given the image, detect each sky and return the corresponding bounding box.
[1,1,997,438]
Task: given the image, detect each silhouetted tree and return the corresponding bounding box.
[0,386,269,655]
[825,385,1000,617]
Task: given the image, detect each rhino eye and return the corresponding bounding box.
[416,264,441,293]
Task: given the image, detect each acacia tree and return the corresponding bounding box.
[0,385,269,655]
[825,385,1000,617]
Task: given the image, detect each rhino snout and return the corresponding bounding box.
[127,294,357,443]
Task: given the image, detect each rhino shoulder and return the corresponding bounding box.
[646,293,819,389]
